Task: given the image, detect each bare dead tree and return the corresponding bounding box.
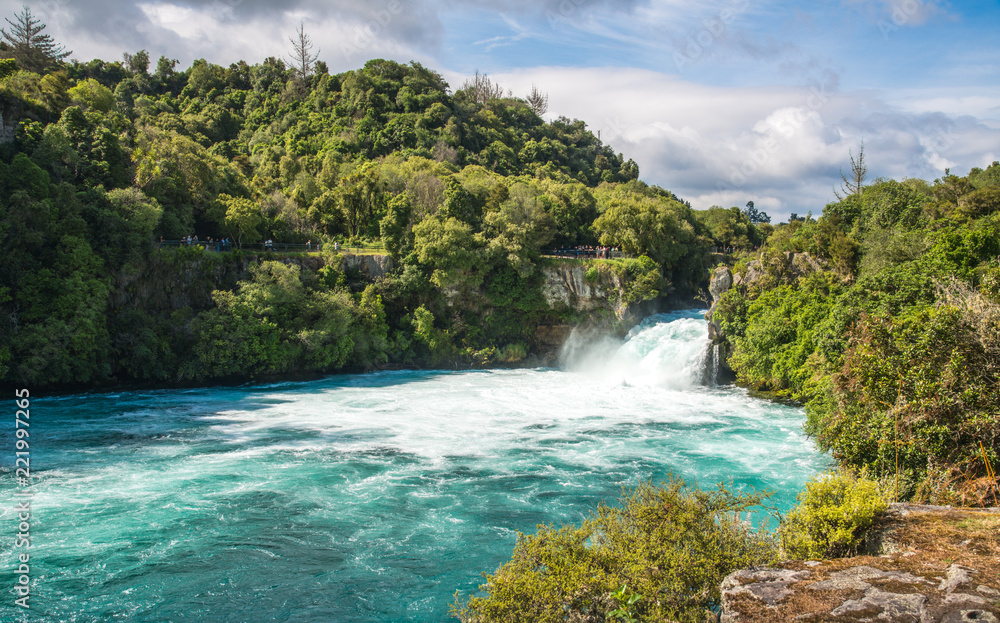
[287,21,320,82]
[526,84,548,116]
[462,71,504,105]
[835,141,868,200]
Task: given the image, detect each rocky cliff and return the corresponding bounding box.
[540,262,667,325]
[705,266,736,381]
[339,253,393,279]
[721,504,1000,623]
[541,263,610,312]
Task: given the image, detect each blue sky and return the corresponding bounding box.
[5,0,998,219]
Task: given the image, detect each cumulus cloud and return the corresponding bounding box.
[487,66,1000,221]
[2,0,646,67]
[20,0,445,69]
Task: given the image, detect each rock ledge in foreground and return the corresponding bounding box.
[721,504,1000,622]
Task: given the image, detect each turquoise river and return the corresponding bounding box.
[1,311,831,622]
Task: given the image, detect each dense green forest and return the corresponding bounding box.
[712,161,1000,506]
[2,10,771,390]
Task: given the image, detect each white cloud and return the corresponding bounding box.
[138,3,220,41]
[484,66,1000,220]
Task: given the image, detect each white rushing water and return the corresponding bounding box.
[1,310,830,622]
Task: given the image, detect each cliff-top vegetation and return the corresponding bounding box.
[1,10,770,389]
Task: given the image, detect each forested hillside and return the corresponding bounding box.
[712,161,1000,505]
[1,11,761,389]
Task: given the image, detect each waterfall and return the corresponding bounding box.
[712,343,721,386]
[559,311,713,389]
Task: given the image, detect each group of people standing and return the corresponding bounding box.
[157,236,328,252]
[551,245,622,259]
[159,236,233,251]
[188,235,232,251]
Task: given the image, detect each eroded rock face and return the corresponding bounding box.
[0,118,14,145]
[720,505,1000,623]
[709,266,733,302]
[339,253,393,279]
[705,267,735,379]
[732,261,766,290]
[706,267,732,342]
[540,264,609,312]
[539,263,665,325]
[830,588,926,620]
[533,263,669,363]
[721,569,811,615]
[722,562,998,622]
[942,610,999,623]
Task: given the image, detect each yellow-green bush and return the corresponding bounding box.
[453,477,777,623]
[779,471,887,559]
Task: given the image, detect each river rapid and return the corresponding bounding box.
[0,310,830,622]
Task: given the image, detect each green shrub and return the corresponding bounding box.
[779,471,887,559]
[496,342,527,363]
[619,255,664,304]
[582,256,664,304]
[453,477,777,623]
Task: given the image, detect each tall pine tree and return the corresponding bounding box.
[1,6,71,73]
